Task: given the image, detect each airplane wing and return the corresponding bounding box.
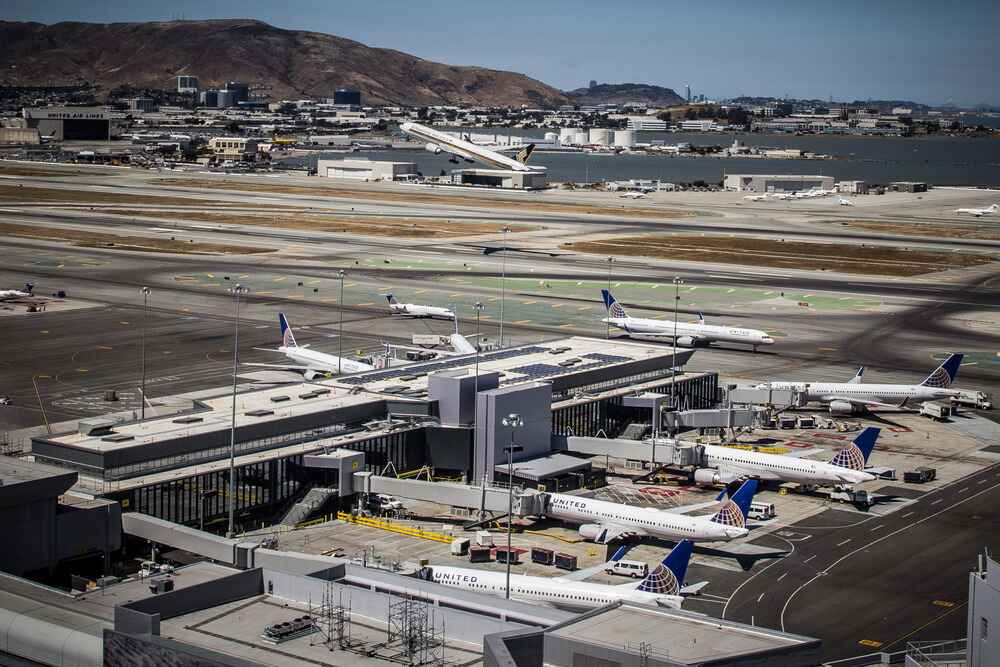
[827,396,909,410]
[680,581,710,596]
[594,524,647,544]
[661,499,723,515]
[780,448,827,459]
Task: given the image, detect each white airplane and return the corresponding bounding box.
[743,194,770,202]
[544,479,758,544]
[427,540,700,611]
[954,204,998,217]
[385,294,455,319]
[0,283,33,301]
[400,122,542,172]
[389,319,479,358]
[755,353,964,415]
[694,427,881,487]
[245,313,375,379]
[837,196,855,206]
[602,290,775,352]
[619,192,647,199]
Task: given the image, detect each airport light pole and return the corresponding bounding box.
[140,286,151,421]
[671,277,684,408]
[606,257,614,339]
[227,283,248,538]
[501,413,524,599]
[337,270,346,376]
[499,226,510,349]
[473,302,488,520]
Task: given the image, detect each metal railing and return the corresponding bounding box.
[906,639,967,667]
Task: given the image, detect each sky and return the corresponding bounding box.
[5,0,999,106]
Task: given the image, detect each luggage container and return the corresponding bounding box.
[531,547,554,565]
[554,553,577,571]
[495,547,520,564]
[469,546,492,563]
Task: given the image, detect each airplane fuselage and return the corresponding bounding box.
[390,303,455,319]
[604,316,774,349]
[278,345,373,375]
[702,444,875,485]
[428,566,680,611]
[545,494,744,542]
[762,381,957,406]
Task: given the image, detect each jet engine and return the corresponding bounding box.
[303,370,319,381]
[828,400,856,416]
[578,524,604,542]
[693,468,722,486]
[425,143,442,154]
[675,336,696,347]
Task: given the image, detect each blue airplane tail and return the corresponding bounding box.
[386,293,400,306]
[278,313,297,348]
[601,289,627,318]
[920,353,963,388]
[710,479,757,528]
[830,426,880,470]
[636,540,692,595]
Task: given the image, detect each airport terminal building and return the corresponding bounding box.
[31,337,716,530]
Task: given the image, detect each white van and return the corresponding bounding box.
[748,501,776,521]
[606,559,649,578]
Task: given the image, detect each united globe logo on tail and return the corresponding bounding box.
[920,353,963,389]
[636,540,692,596]
[279,313,297,349]
[830,427,880,471]
[602,290,628,319]
[709,479,757,529]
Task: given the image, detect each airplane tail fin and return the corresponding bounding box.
[920,353,964,388]
[830,427,880,470]
[515,143,536,164]
[710,479,757,528]
[385,293,400,306]
[848,366,865,384]
[635,540,692,595]
[601,289,627,318]
[697,312,705,325]
[25,282,34,295]
[278,313,297,348]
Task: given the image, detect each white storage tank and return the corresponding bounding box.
[588,128,610,146]
[573,132,588,145]
[559,127,581,144]
[613,130,635,148]
[544,132,558,144]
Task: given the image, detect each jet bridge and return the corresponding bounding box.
[559,436,705,468]
[303,450,546,517]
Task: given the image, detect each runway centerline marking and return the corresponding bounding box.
[869,525,883,532]
[803,555,816,563]
[779,468,1000,633]
[901,511,914,518]
[930,498,943,505]
[836,538,852,546]
[757,593,765,603]
[776,572,788,582]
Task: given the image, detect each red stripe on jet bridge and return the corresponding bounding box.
[811,433,848,440]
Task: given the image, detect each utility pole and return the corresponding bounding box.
[227,283,248,538]
[140,286,151,421]
[498,226,509,349]
[671,276,683,408]
[337,270,346,376]
[501,413,524,599]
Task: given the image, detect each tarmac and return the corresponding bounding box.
[1,163,999,661]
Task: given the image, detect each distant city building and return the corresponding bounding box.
[679,119,721,131]
[588,80,597,89]
[226,82,250,104]
[626,116,667,131]
[126,97,157,113]
[208,137,260,160]
[198,90,218,107]
[176,75,199,94]
[334,88,362,106]
[215,90,235,108]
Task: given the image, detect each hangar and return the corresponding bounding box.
[21,106,121,141]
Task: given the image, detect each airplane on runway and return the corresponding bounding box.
[743,194,771,202]
[694,427,881,487]
[837,196,855,206]
[427,540,701,611]
[244,313,375,379]
[390,318,479,358]
[619,192,647,199]
[954,204,998,217]
[385,294,455,319]
[754,353,964,415]
[0,282,33,301]
[401,122,543,172]
[544,479,758,544]
[601,290,775,351]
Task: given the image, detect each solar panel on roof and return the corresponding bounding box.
[583,352,632,363]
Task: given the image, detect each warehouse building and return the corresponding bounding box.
[31,338,712,530]
[317,158,417,181]
[21,106,120,141]
[724,173,835,193]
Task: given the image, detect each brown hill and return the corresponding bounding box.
[0,19,569,107]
